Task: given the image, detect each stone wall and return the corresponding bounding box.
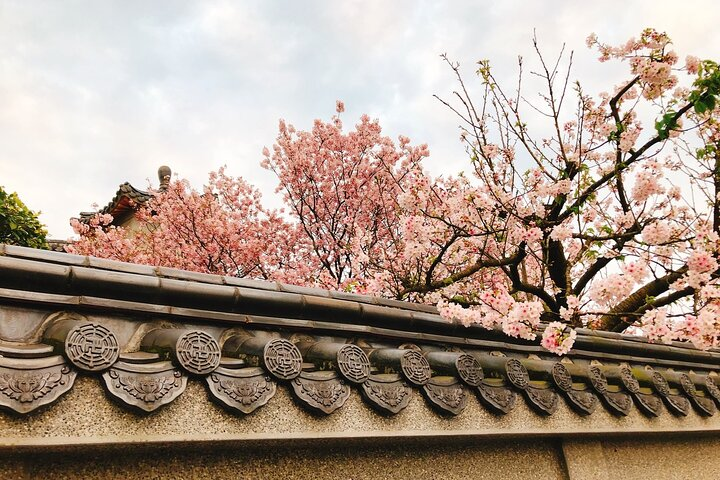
[1,374,719,479]
[2,299,720,478]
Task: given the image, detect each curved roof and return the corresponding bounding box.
[77,182,153,226]
[1,244,719,422]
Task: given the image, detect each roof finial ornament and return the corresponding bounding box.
[158,165,171,191]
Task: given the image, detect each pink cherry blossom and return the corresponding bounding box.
[71,29,720,355]
[541,322,577,355]
[686,55,700,74]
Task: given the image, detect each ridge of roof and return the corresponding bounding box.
[2,244,720,421]
[0,243,717,367]
[77,182,153,223]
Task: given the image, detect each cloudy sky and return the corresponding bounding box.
[1,0,718,238]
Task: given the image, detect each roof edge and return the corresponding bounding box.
[1,244,718,367]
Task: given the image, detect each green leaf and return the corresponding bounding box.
[0,185,48,249]
[707,94,716,111]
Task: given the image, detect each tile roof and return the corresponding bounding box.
[1,244,719,420]
[77,182,153,226]
[76,167,170,226]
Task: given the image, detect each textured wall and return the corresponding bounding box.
[562,437,720,480]
[1,439,569,480]
[1,375,720,444]
[2,307,720,478]
[0,376,719,479]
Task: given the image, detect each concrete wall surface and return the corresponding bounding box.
[0,374,718,479]
[3,435,719,479]
[1,439,568,480]
[1,300,719,478]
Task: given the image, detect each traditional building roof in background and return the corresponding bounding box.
[76,166,171,227]
[46,239,70,252]
[77,182,153,226]
[1,244,720,420]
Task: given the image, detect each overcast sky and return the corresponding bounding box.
[1,0,718,238]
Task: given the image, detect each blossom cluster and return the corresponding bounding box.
[541,322,578,355]
[72,28,720,356]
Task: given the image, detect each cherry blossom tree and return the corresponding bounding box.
[70,29,720,355]
[387,29,720,354]
[261,100,429,290]
[68,111,430,289]
[69,168,305,280]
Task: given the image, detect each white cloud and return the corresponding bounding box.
[0,0,718,237]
